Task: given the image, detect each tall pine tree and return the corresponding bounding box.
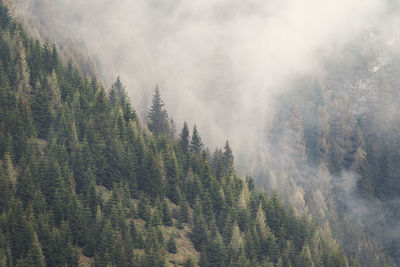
[148,85,169,136]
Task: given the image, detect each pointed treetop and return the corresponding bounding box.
[179,122,190,154]
[148,85,169,136]
[190,125,203,154]
[223,140,234,172]
[110,76,128,107]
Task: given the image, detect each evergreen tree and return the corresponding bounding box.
[17,232,46,267]
[223,140,234,174]
[191,198,208,251]
[178,197,190,224]
[179,122,190,154]
[164,147,179,204]
[31,82,53,139]
[206,233,225,267]
[16,167,34,207]
[167,236,177,254]
[298,244,314,267]
[190,125,203,154]
[162,200,173,226]
[148,85,169,136]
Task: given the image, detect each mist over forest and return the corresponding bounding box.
[9,0,396,156]
[2,0,400,266]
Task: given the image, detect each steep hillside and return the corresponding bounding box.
[0,2,353,267]
[259,35,400,266]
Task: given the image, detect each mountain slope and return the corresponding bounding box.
[0,2,353,267]
[259,35,400,266]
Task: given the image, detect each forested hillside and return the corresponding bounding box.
[0,3,354,266]
[259,38,400,266]
[5,0,400,266]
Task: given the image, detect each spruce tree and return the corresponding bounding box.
[191,198,208,251]
[167,236,177,254]
[148,85,169,136]
[179,122,190,154]
[164,148,179,204]
[223,140,234,174]
[31,82,53,139]
[162,200,173,226]
[190,125,203,154]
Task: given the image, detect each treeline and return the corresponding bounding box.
[0,2,351,266]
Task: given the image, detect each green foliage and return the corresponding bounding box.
[190,125,203,154]
[167,236,177,254]
[148,85,170,136]
[162,200,173,226]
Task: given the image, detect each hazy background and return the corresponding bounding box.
[9,0,395,172]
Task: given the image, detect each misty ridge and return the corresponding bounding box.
[9,0,396,155]
[7,0,400,266]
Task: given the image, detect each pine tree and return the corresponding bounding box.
[179,121,190,174]
[169,118,176,139]
[164,147,179,204]
[180,122,190,154]
[138,195,151,222]
[191,198,209,251]
[167,236,177,254]
[92,87,109,138]
[148,85,169,136]
[178,197,190,224]
[230,222,243,254]
[206,232,225,267]
[17,232,46,267]
[298,244,314,267]
[144,227,166,267]
[109,76,128,108]
[190,125,203,154]
[130,221,144,249]
[162,200,173,226]
[0,158,12,213]
[16,167,34,207]
[223,140,234,174]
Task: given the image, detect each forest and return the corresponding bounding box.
[0,2,363,266]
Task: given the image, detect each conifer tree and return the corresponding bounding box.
[130,221,144,249]
[169,118,176,139]
[164,147,179,204]
[167,236,177,254]
[190,125,203,154]
[191,198,208,251]
[16,167,34,207]
[162,200,173,226]
[178,197,190,224]
[109,76,128,108]
[206,232,225,267]
[148,85,169,136]
[223,140,234,173]
[19,232,46,267]
[298,244,314,267]
[0,156,12,213]
[230,223,243,254]
[179,121,190,174]
[180,122,190,154]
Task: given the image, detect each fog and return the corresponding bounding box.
[9,0,392,172]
